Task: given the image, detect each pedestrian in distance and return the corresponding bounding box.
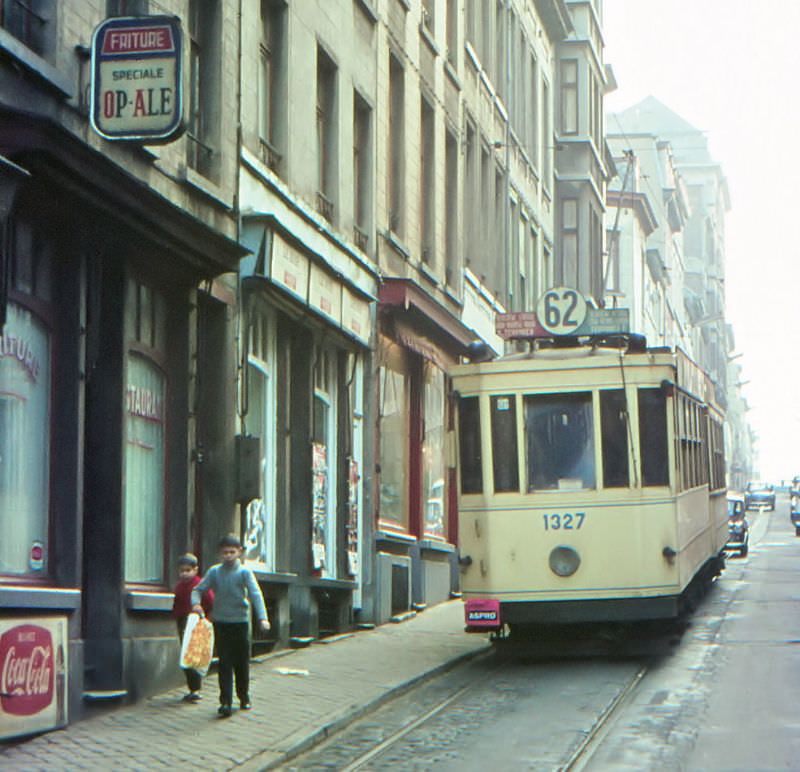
[192,534,271,718]
[172,552,214,703]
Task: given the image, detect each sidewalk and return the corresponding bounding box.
[0,601,488,771]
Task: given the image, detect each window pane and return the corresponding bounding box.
[379,365,407,522]
[423,364,446,538]
[491,395,518,492]
[639,388,669,486]
[0,303,50,575]
[244,362,270,567]
[458,396,483,494]
[124,355,166,582]
[600,389,629,488]
[525,392,595,491]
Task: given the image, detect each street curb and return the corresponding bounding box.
[238,642,492,771]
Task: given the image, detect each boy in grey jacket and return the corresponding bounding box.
[192,534,270,717]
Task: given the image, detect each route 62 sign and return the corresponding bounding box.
[535,287,588,336]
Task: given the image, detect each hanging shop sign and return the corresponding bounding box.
[0,617,68,740]
[90,15,183,142]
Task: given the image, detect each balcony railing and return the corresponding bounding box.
[353,224,369,253]
[316,191,334,223]
[259,137,283,175]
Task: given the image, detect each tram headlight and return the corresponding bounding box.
[549,546,580,577]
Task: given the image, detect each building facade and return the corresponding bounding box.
[0,0,244,724]
[1,0,608,730]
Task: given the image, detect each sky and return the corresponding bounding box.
[602,0,800,482]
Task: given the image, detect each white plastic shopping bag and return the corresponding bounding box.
[179,613,214,676]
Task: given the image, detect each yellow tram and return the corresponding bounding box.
[452,329,727,633]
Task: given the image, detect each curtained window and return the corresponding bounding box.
[124,354,166,583]
[0,302,50,575]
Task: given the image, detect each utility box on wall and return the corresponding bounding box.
[235,434,261,503]
[375,552,411,625]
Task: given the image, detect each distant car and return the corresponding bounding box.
[726,495,749,557]
[791,485,800,536]
[744,481,775,511]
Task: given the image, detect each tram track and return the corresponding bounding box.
[558,663,649,771]
[283,645,655,771]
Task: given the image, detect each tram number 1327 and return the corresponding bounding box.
[542,513,586,530]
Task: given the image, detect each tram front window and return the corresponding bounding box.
[525,393,595,491]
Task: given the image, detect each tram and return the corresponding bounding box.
[452,296,727,634]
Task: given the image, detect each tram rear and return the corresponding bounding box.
[452,335,727,635]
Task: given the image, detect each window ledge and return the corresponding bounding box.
[0,586,81,610]
[419,23,439,56]
[309,577,357,592]
[419,539,455,554]
[0,29,73,98]
[182,167,234,211]
[419,261,439,287]
[125,591,173,612]
[443,283,463,307]
[355,0,378,23]
[444,59,461,89]
[384,229,410,260]
[376,529,417,545]
[251,570,299,585]
[464,40,480,73]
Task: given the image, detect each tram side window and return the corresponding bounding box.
[524,393,595,491]
[638,388,669,486]
[709,416,725,491]
[458,396,483,493]
[600,389,629,487]
[491,395,519,492]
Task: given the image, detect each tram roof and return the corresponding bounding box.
[451,337,718,411]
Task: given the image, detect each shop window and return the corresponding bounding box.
[379,354,408,524]
[638,388,669,487]
[243,308,276,571]
[600,389,630,488]
[422,362,446,538]
[312,348,337,576]
[123,354,166,583]
[0,302,51,576]
[525,392,595,491]
[457,396,482,494]
[491,394,518,492]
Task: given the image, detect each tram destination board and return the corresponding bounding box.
[496,307,630,340]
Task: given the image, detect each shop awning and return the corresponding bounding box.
[0,105,247,279]
[379,278,478,363]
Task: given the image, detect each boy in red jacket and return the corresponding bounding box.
[172,553,214,702]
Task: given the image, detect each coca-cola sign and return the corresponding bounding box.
[0,625,54,716]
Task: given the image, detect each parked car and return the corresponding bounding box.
[791,488,800,537]
[744,481,776,511]
[726,495,749,557]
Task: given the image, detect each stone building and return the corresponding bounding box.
[0,0,606,731]
[0,0,244,725]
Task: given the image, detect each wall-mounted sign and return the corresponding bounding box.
[90,16,183,142]
[0,617,68,740]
